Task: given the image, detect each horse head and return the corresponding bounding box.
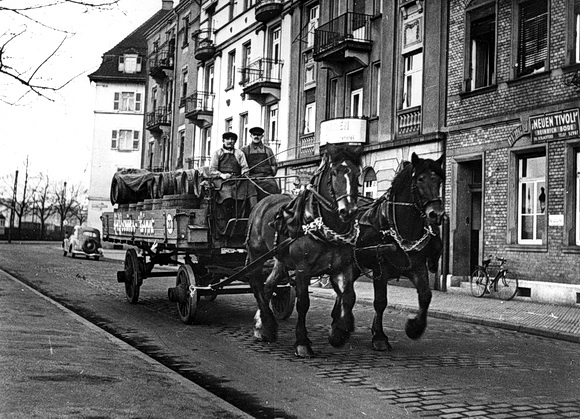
[325,143,363,222]
[410,152,445,225]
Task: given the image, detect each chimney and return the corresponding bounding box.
[162,0,173,10]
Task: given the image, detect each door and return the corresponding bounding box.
[452,159,483,276]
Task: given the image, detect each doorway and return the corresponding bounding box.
[452,159,483,276]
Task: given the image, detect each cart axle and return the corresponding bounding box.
[117,271,126,283]
[168,284,188,303]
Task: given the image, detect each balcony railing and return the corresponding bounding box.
[148,49,174,71]
[185,91,215,114]
[314,12,372,56]
[193,29,216,61]
[298,133,317,158]
[255,0,283,22]
[239,58,283,88]
[397,106,421,134]
[146,106,172,129]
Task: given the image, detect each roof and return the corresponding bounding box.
[88,8,173,83]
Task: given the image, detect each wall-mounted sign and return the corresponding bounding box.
[548,214,564,227]
[508,124,528,147]
[320,118,367,145]
[529,108,580,143]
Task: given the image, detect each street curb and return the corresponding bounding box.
[310,288,580,345]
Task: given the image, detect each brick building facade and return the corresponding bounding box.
[447,0,580,303]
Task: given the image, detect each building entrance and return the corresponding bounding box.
[452,159,482,276]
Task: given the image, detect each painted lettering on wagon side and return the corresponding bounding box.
[113,212,156,236]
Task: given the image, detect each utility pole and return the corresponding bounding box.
[8,170,18,244]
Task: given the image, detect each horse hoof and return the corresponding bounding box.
[405,318,426,340]
[295,345,314,358]
[328,329,350,348]
[254,327,277,343]
[372,339,393,352]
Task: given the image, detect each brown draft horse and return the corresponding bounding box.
[355,152,445,351]
[246,143,363,358]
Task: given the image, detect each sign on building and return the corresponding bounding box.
[320,118,367,145]
[529,108,580,143]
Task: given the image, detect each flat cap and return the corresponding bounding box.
[249,126,264,136]
[222,132,238,141]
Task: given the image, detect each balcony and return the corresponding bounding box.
[240,58,283,105]
[146,106,172,134]
[313,12,372,67]
[255,0,283,22]
[193,29,216,61]
[397,106,421,135]
[185,91,215,128]
[298,133,318,158]
[148,45,175,82]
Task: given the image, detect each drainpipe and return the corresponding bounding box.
[169,7,179,171]
[441,213,449,292]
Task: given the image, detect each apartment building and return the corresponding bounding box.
[87,0,173,230]
[447,0,580,303]
[143,0,294,185]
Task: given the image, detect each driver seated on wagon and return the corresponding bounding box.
[209,132,255,232]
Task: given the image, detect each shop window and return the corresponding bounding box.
[516,0,548,77]
[465,2,496,91]
[518,154,546,244]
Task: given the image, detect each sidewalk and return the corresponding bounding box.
[311,278,580,344]
[0,268,251,419]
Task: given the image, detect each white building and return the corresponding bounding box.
[86,1,173,231]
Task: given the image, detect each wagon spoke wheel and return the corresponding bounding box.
[124,248,142,304]
[176,265,199,324]
[270,285,296,320]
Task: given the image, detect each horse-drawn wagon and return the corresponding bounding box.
[101,168,296,325]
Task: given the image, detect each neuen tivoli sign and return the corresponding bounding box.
[529,108,580,143]
[320,118,367,145]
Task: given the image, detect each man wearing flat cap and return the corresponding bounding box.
[210,131,252,231]
[241,126,280,206]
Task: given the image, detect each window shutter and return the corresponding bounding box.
[136,93,142,111]
[518,0,548,76]
[133,131,140,150]
[111,130,118,149]
[113,92,120,110]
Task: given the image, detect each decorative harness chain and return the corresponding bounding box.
[301,156,360,246]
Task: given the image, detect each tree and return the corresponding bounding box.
[32,174,56,240]
[52,181,83,238]
[1,0,120,103]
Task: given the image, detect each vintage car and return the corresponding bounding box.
[63,226,103,260]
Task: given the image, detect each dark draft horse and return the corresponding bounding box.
[246,143,363,358]
[355,152,445,351]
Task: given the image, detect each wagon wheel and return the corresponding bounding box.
[176,265,199,324]
[124,248,142,304]
[270,285,296,320]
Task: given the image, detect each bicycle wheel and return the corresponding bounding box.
[496,271,519,301]
[470,268,488,298]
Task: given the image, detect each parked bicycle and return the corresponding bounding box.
[470,256,519,300]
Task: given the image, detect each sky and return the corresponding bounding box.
[0,0,174,192]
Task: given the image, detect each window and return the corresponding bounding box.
[227,50,236,89]
[574,0,580,63]
[177,130,185,169]
[372,63,380,117]
[181,69,188,101]
[112,130,139,151]
[229,0,235,20]
[348,71,364,117]
[305,102,316,134]
[225,118,233,133]
[268,104,278,150]
[403,51,423,109]
[363,168,377,198]
[516,0,548,77]
[305,62,316,87]
[114,92,141,112]
[242,42,251,84]
[118,54,142,74]
[201,127,212,162]
[182,16,190,47]
[466,3,496,91]
[244,0,254,11]
[307,5,319,48]
[240,113,249,145]
[270,27,281,62]
[327,78,338,119]
[518,155,546,244]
